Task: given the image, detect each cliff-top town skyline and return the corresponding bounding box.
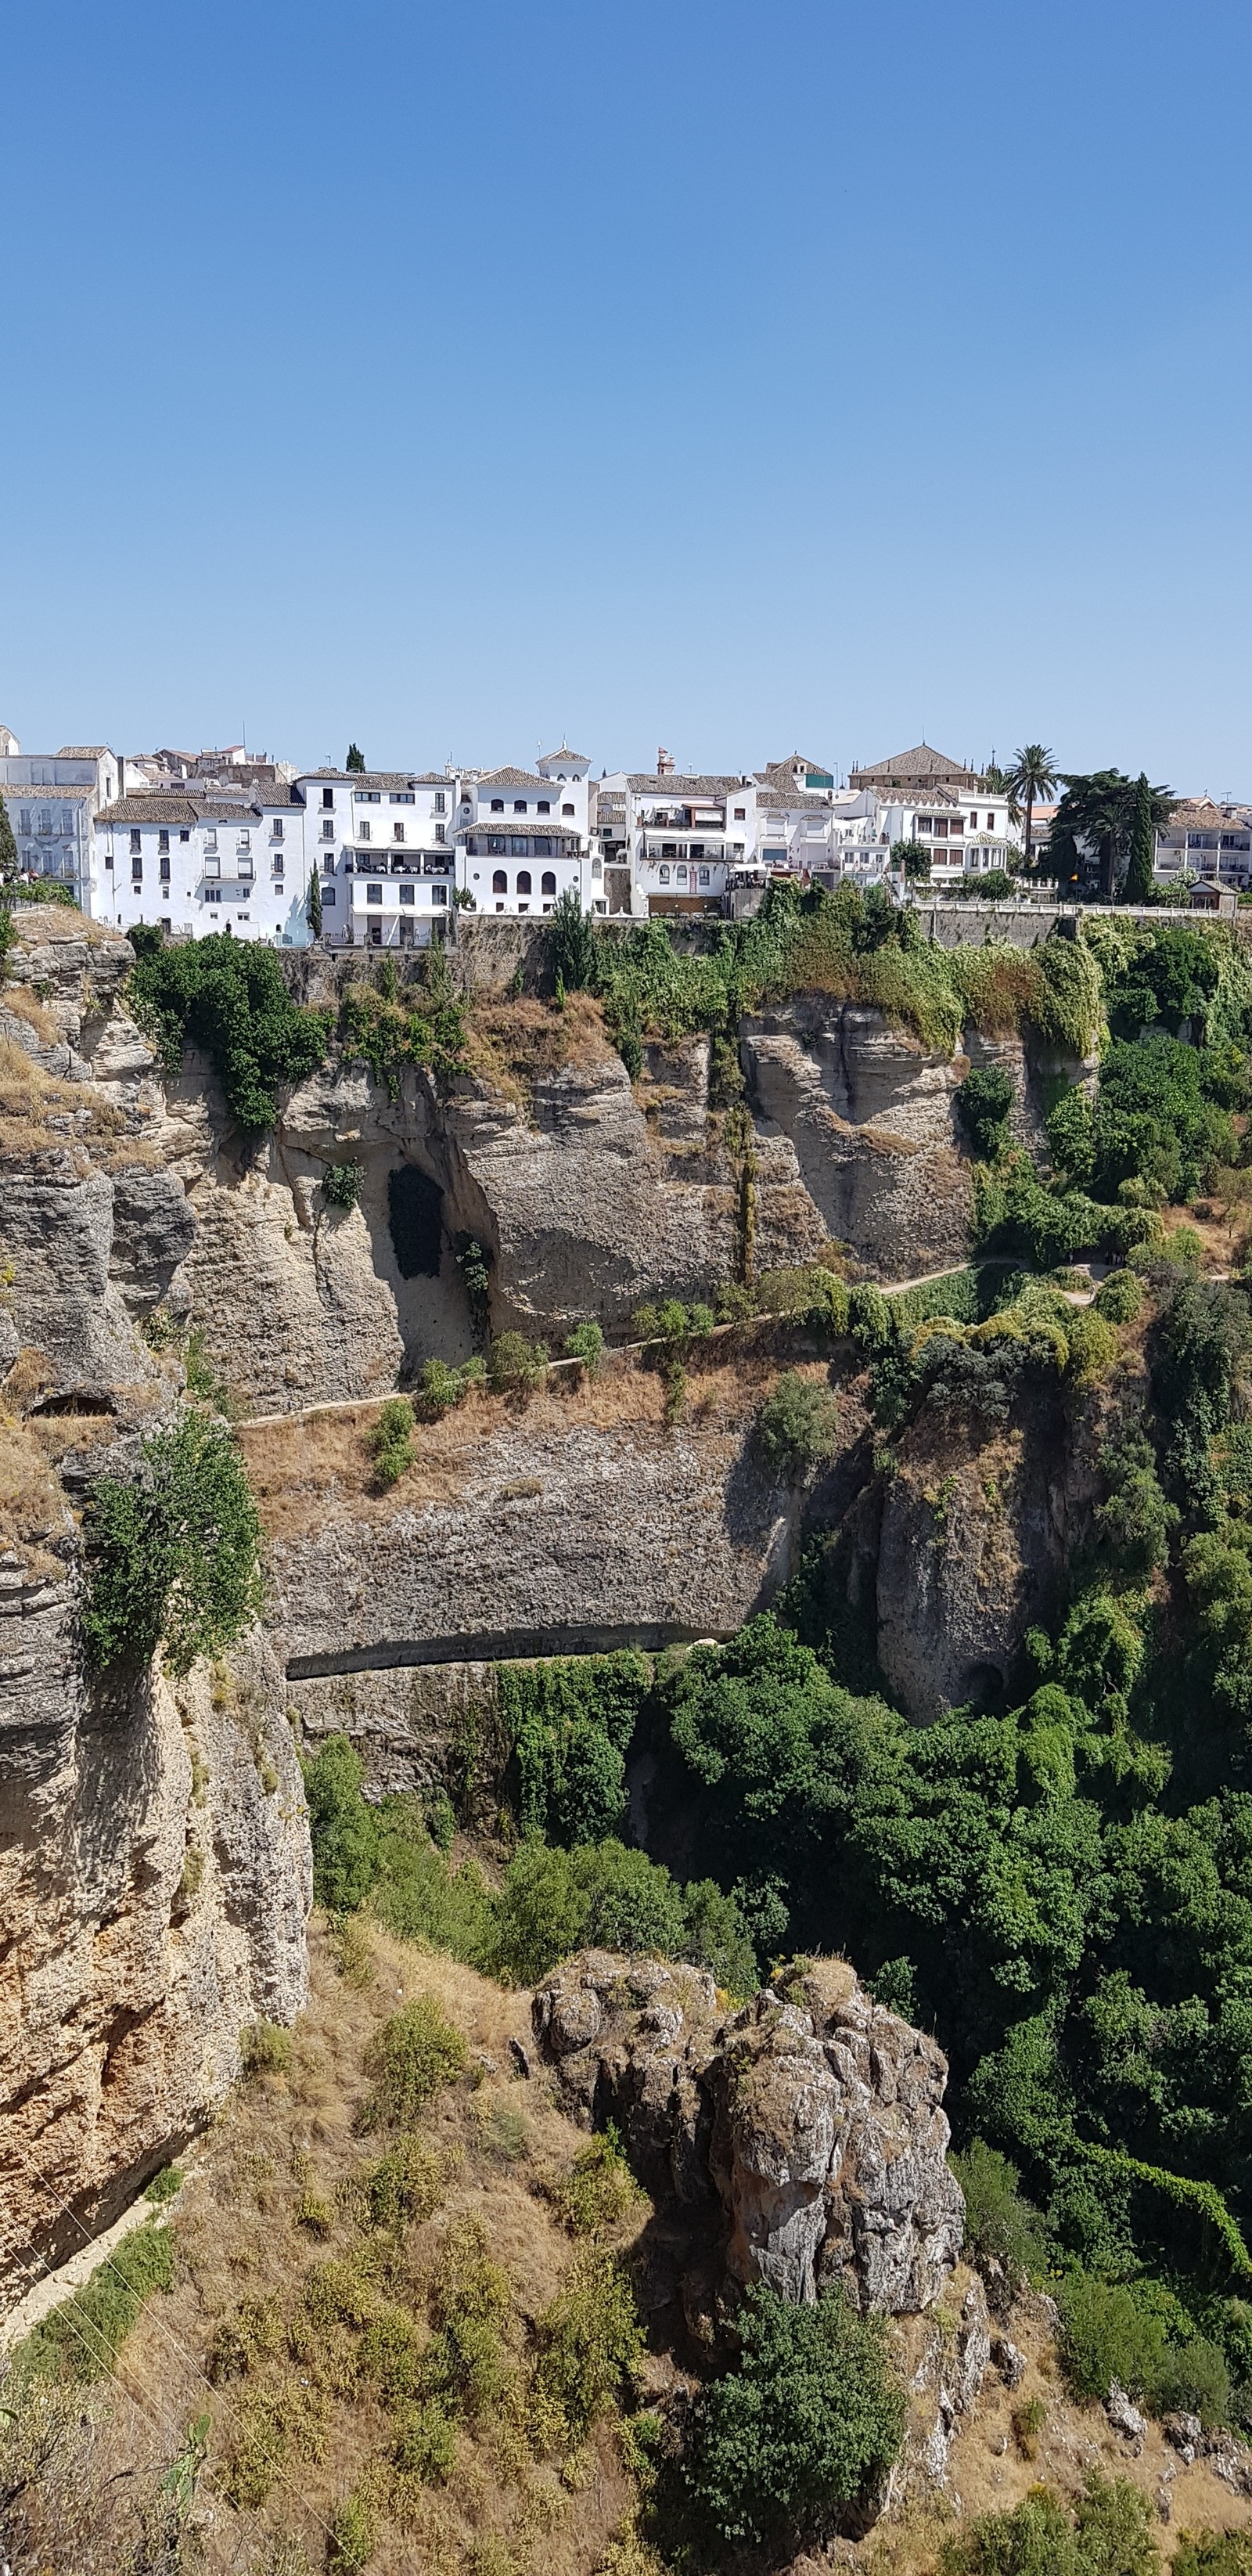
[2,720,1250,948]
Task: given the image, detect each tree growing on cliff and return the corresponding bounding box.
[685,2283,904,2551]
[81,1413,262,1674]
[0,790,17,886]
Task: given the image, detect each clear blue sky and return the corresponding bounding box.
[4,0,1250,791]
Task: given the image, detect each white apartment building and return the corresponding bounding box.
[1153,799,1252,893]
[0,740,124,906]
[846,744,1019,888]
[455,758,592,916]
[92,786,312,942]
[306,769,457,948]
[595,762,755,915]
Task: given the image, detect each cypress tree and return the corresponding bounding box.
[1125,771,1155,905]
[345,743,365,773]
[307,866,322,938]
[0,791,17,886]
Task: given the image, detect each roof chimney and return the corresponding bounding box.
[657,745,675,776]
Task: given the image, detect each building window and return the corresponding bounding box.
[541,870,556,897]
[160,855,171,882]
[160,916,171,933]
[369,922,383,946]
[358,820,372,842]
[394,822,405,841]
[399,883,416,905]
[734,806,746,821]
[321,854,336,875]
[323,887,336,906]
[322,787,334,809]
[532,835,552,857]
[591,854,602,877]
[699,866,710,885]
[510,836,527,856]
[272,817,284,838]
[513,798,527,812]
[432,884,448,905]
[366,883,383,903]
[434,791,445,813]
[538,799,550,815]
[491,798,505,812]
[676,864,689,884]
[487,834,505,855]
[158,829,170,854]
[205,887,221,904]
[354,788,380,802]
[658,865,671,884]
[434,823,445,843]
[390,791,414,804]
[516,870,532,895]
[130,829,142,855]
[322,819,335,839]
[492,870,508,894]
[180,827,190,842]
[272,854,285,874]
[562,802,574,816]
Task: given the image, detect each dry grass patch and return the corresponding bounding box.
[0,1035,124,1161]
[464,995,617,1109]
[104,1916,653,2575]
[0,985,63,1046]
[0,1413,70,1559]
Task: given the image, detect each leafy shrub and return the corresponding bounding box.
[1010,2394,1046,2459]
[1067,1308,1121,1385]
[240,2019,293,2078]
[357,1995,467,2130]
[303,1735,382,1910]
[369,1395,415,1489]
[685,2282,904,2551]
[564,1320,604,1372]
[419,2218,514,2422]
[359,2133,448,2231]
[339,960,466,1096]
[1173,2537,1252,2575]
[143,2162,183,2206]
[714,1280,756,1323]
[758,1371,839,1472]
[547,2127,642,2237]
[391,2397,457,2481]
[487,1331,549,1390]
[689,1302,717,1336]
[955,1065,1015,1160]
[129,934,331,1131]
[940,2474,1159,2574]
[501,1650,649,1845]
[419,1356,484,1411]
[657,1298,689,1340]
[757,1264,851,1333]
[81,1412,262,1675]
[631,1302,660,1340]
[848,1282,891,1350]
[326,2490,375,2574]
[531,2249,643,2444]
[1095,1270,1145,1324]
[322,1161,364,1210]
[18,2224,174,2383]
[1056,2272,1170,2403]
[950,2140,1048,2294]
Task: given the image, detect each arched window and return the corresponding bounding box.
[658,864,671,884]
[492,869,507,894]
[591,854,603,877]
[541,870,556,896]
[513,798,527,812]
[516,870,532,895]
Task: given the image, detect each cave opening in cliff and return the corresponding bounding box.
[387,1162,444,1278]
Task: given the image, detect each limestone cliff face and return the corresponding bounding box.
[0,915,310,2310]
[0,1543,308,2304]
[534,1948,965,2326]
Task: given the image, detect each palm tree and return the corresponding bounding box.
[1005,745,1058,877]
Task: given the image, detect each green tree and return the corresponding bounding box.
[345,743,365,773]
[128,935,330,1132]
[1049,771,1174,903]
[1124,772,1157,906]
[0,790,17,885]
[891,838,932,882]
[81,1413,263,1674]
[307,865,322,937]
[548,887,599,991]
[1005,744,1059,878]
[686,2283,904,2551]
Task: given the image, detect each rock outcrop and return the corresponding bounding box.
[533,1949,964,2324]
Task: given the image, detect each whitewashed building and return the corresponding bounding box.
[847,744,1020,888]
[92,785,313,942]
[303,769,456,947]
[1154,798,1252,893]
[0,742,123,906]
[595,763,755,915]
[455,763,591,916]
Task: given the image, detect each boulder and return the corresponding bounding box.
[532,1948,964,2322]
